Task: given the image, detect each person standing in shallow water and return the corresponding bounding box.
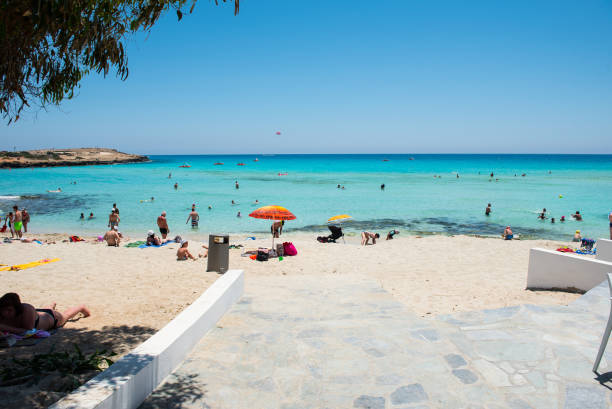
[186,205,199,228]
[609,211,612,239]
[485,203,491,216]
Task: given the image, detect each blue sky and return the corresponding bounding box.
[2,0,611,154]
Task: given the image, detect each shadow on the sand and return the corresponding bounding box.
[0,324,157,409]
[139,373,207,409]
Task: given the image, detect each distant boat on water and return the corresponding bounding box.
[214,162,224,165]
[179,163,191,168]
[382,159,389,162]
[237,163,246,166]
[254,158,259,162]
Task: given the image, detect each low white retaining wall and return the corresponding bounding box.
[527,248,612,292]
[51,269,244,409]
[596,238,612,263]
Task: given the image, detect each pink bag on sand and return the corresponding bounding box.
[283,242,297,256]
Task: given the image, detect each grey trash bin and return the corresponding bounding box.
[207,234,229,273]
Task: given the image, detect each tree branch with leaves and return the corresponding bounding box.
[0,0,239,124]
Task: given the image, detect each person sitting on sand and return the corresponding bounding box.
[104,226,121,247]
[146,230,162,246]
[386,230,399,240]
[177,240,196,260]
[0,292,90,334]
[485,203,491,216]
[361,231,380,245]
[271,221,284,238]
[157,211,170,239]
[503,226,513,240]
[572,211,582,221]
[573,230,581,242]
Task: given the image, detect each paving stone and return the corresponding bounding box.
[375,373,403,385]
[525,371,546,389]
[354,395,385,409]
[390,384,429,405]
[452,369,478,384]
[511,374,527,386]
[507,398,534,409]
[464,330,512,341]
[444,354,467,368]
[472,359,511,387]
[498,361,515,374]
[411,329,439,342]
[564,384,607,409]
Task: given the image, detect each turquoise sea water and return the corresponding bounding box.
[1,154,611,240]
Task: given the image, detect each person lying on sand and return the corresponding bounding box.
[0,293,90,334]
[104,226,121,246]
[361,231,379,245]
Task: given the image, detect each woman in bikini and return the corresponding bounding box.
[0,293,90,334]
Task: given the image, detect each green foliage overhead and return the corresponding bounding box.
[0,0,239,124]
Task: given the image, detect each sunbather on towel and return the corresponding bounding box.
[0,293,90,334]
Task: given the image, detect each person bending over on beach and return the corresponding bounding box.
[186,205,199,228]
[386,230,399,240]
[12,206,23,239]
[361,231,380,245]
[104,226,121,247]
[0,293,90,334]
[271,221,284,238]
[108,209,120,229]
[157,211,170,239]
[146,230,162,246]
[485,203,491,216]
[502,226,513,240]
[22,208,30,233]
[572,211,582,221]
[177,241,196,260]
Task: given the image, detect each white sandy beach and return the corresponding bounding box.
[0,232,582,407]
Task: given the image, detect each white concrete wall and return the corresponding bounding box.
[51,269,244,409]
[596,238,612,263]
[527,248,612,292]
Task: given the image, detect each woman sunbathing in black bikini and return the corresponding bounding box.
[0,293,90,334]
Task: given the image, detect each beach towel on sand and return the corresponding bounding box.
[138,240,174,249]
[0,258,60,271]
[125,241,146,248]
[1,329,55,348]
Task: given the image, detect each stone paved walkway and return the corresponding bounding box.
[141,275,612,409]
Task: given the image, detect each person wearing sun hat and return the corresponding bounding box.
[146,230,161,246]
[572,230,581,242]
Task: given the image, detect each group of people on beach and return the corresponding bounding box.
[2,206,29,239]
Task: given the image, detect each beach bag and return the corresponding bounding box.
[283,242,297,256]
[0,225,6,233]
[256,249,269,262]
[317,236,328,243]
[276,243,285,257]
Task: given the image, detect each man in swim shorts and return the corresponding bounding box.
[12,206,23,239]
[186,205,199,228]
[157,211,170,239]
[485,203,491,216]
[108,209,120,229]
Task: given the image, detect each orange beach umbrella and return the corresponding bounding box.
[249,205,296,221]
[249,206,296,248]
